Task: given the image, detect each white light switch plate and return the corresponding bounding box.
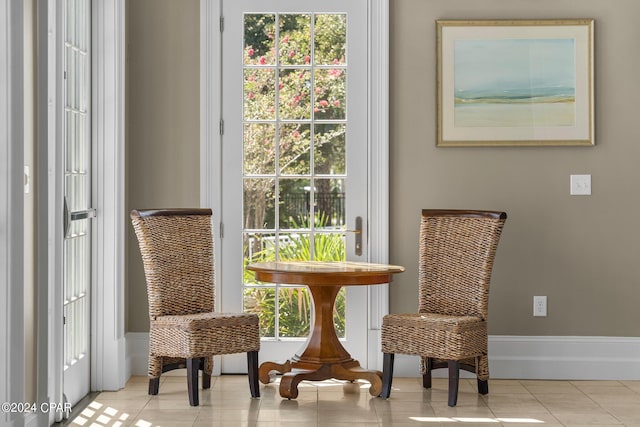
[570,174,591,195]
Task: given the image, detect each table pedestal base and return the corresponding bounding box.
[259,359,383,399]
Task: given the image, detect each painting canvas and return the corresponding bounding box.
[437,20,594,146]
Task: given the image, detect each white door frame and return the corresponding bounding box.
[200,0,389,370]
[1,2,26,427]
[1,1,125,424]
[42,0,126,422]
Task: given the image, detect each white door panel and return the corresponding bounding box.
[220,0,369,372]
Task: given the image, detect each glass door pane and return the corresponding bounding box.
[63,0,92,407]
[221,0,368,372]
[241,12,349,341]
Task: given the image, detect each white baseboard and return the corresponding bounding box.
[392,335,640,380]
[125,333,640,380]
[126,332,149,377]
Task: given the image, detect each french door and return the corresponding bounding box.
[219,0,370,372]
[62,0,93,407]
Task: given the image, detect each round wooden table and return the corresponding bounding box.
[246,261,405,399]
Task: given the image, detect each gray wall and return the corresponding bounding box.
[126,0,200,331]
[126,0,640,337]
[390,0,640,336]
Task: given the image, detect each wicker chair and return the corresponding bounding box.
[130,208,260,406]
[381,209,506,406]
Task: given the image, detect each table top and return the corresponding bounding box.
[247,261,405,286]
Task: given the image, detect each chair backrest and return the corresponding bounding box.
[418,209,506,319]
[131,208,215,318]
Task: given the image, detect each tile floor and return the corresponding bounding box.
[66,375,640,427]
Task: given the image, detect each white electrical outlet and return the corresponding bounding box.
[570,174,591,195]
[533,296,547,317]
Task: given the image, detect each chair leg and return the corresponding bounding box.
[202,357,211,390]
[422,357,433,389]
[380,353,394,398]
[148,377,160,395]
[247,351,260,398]
[478,378,488,395]
[186,358,199,406]
[447,360,460,407]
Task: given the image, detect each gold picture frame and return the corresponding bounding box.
[436,19,594,147]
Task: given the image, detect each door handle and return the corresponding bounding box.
[346,216,363,256]
[64,197,96,238]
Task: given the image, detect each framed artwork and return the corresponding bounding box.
[436,19,594,147]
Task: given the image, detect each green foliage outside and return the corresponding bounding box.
[244,215,346,338]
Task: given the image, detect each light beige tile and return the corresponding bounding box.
[620,380,640,392]
[318,422,379,427]
[551,410,623,425]
[484,394,550,414]
[492,412,561,424]
[371,398,435,415]
[96,389,154,401]
[134,407,200,427]
[257,407,319,422]
[387,377,426,392]
[255,423,315,427]
[431,403,495,418]
[486,382,532,394]
[72,376,640,426]
[89,397,151,411]
[68,405,140,427]
[521,380,583,395]
[195,422,257,427]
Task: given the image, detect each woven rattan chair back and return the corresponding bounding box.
[381,209,506,406]
[131,209,215,317]
[418,209,506,320]
[130,208,260,406]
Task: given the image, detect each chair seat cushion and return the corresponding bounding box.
[381,312,487,360]
[150,312,260,358]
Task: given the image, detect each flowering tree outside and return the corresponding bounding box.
[241,13,349,338]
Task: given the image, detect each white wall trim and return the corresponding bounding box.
[1,1,25,426]
[127,334,640,380]
[91,0,127,392]
[46,0,65,422]
[389,336,640,380]
[200,0,223,376]
[366,0,390,371]
[126,332,150,377]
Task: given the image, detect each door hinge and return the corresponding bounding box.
[219,119,224,136]
[220,16,224,32]
[219,222,224,238]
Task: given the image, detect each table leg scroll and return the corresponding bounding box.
[332,364,384,397]
[259,360,292,384]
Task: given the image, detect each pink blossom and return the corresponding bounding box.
[248,75,255,82]
[292,130,300,138]
[329,69,342,77]
[333,58,339,65]
[259,56,266,65]
[279,82,284,90]
[315,87,322,94]
[304,55,311,64]
[319,100,328,107]
[289,50,296,59]
[248,48,255,57]
[314,107,320,113]
[248,92,255,99]
[333,100,341,107]
[283,35,289,44]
